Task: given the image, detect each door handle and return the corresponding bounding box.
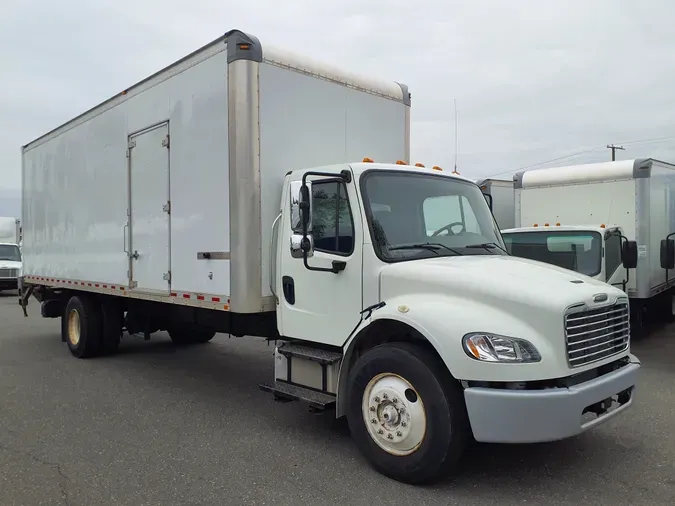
[123,223,129,254]
[131,250,139,260]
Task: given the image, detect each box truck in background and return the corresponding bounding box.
[19,29,640,484]
[503,158,675,335]
[475,177,515,230]
[0,216,21,292]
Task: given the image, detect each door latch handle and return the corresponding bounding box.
[131,250,139,260]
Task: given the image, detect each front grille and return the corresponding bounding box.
[565,300,630,368]
[0,268,18,278]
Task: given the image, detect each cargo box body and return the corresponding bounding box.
[475,178,514,230]
[21,30,410,315]
[514,158,675,299]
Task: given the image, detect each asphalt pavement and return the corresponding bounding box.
[1,292,674,505]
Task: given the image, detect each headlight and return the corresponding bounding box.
[462,332,541,363]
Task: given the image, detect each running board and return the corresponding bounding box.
[259,381,336,411]
[277,342,342,365]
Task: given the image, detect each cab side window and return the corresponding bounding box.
[605,233,622,281]
[311,181,354,255]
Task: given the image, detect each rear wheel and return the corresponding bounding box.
[63,295,102,358]
[99,299,123,355]
[346,342,470,484]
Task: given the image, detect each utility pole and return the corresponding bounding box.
[606,144,625,161]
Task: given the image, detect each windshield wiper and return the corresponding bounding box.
[389,243,463,256]
[465,242,510,254]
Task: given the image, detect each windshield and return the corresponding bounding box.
[502,230,602,277]
[0,244,21,262]
[360,171,506,262]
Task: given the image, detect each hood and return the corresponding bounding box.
[0,260,21,270]
[379,254,625,312]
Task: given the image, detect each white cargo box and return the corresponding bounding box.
[21,29,411,314]
[475,178,514,230]
[514,158,675,299]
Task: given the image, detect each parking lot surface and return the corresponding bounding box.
[1,292,674,505]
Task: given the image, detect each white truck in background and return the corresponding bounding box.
[475,177,515,230]
[19,29,639,485]
[0,216,22,293]
[503,158,675,336]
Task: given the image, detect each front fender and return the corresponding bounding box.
[338,294,560,406]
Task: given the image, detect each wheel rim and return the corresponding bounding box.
[67,309,81,346]
[362,372,426,456]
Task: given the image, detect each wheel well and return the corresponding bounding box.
[336,318,449,418]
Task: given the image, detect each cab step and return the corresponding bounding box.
[259,381,337,411]
[277,342,342,365]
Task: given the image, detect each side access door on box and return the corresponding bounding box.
[126,122,172,294]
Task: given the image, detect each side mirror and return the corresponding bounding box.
[289,180,313,258]
[660,238,675,269]
[290,181,312,233]
[483,192,493,211]
[622,240,638,269]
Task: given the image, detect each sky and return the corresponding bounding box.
[2,0,675,216]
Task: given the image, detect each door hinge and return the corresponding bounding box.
[162,135,170,148]
[129,280,138,289]
[163,271,171,282]
[162,201,171,214]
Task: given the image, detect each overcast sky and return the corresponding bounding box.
[1,0,674,215]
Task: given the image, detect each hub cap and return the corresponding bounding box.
[67,309,81,346]
[362,373,426,456]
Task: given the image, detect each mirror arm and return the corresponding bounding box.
[299,169,352,275]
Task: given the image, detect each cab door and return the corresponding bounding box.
[276,171,364,346]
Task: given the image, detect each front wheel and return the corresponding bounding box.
[346,342,470,484]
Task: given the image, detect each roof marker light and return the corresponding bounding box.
[544,223,549,226]
[396,160,407,165]
[432,166,443,171]
[600,224,606,228]
[533,224,538,227]
[363,157,374,163]
[556,222,561,226]
[414,163,425,167]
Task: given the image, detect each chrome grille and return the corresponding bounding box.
[565,300,630,368]
[0,268,18,278]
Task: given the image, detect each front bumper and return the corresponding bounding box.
[0,278,18,290]
[463,355,640,443]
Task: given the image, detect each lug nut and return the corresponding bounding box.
[369,406,375,412]
[396,431,402,436]
[377,429,384,434]
[401,422,407,427]
[383,393,388,399]
[387,434,393,440]
[393,398,398,404]
[371,418,377,424]
[374,396,380,402]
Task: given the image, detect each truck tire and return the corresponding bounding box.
[346,341,469,484]
[63,295,102,358]
[99,299,123,355]
[168,326,216,345]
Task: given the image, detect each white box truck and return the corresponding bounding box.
[0,216,22,292]
[20,29,640,485]
[475,178,515,230]
[502,158,675,335]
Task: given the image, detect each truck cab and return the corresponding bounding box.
[501,224,638,290]
[267,160,639,483]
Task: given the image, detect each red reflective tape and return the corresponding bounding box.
[197,295,205,301]
[170,293,177,297]
[95,284,99,288]
[182,293,190,299]
[212,297,221,302]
